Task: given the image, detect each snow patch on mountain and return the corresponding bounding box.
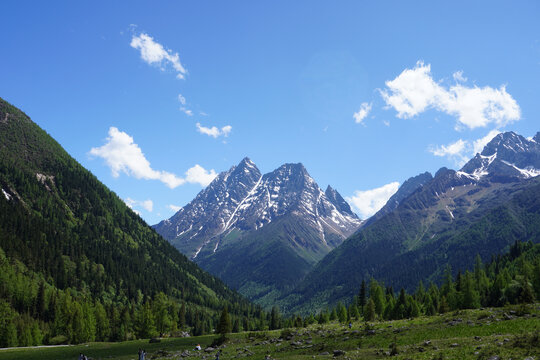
[153,158,362,259]
[2,188,11,201]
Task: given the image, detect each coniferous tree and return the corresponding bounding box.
[270,306,281,330]
[519,278,536,304]
[178,302,186,330]
[217,307,231,336]
[94,301,110,341]
[134,302,157,339]
[370,280,386,316]
[336,302,347,323]
[232,319,240,333]
[439,296,450,313]
[34,281,45,319]
[349,303,359,320]
[358,279,367,312]
[461,272,480,309]
[365,298,376,322]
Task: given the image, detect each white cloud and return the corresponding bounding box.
[180,107,193,116]
[90,127,216,188]
[429,139,468,157]
[429,139,470,166]
[184,164,217,186]
[428,130,502,166]
[346,182,400,219]
[383,120,390,127]
[472,129,501,155]
[381,61,520,130]
[196,123,232,138]
[125,198,153,212]
[453,70,467,83]
[178,94,186,105]
[353,102,372,124]
[130,32,187,79]
[168,204,182,212]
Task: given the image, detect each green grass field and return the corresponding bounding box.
[1,304,539,360]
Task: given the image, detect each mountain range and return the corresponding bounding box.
[281,131,540,313]
[154,158,362,304]
[2,95,540,323]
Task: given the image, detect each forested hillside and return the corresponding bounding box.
[282,133,540,314]
[0,98,266,347]
[315,240,540,324]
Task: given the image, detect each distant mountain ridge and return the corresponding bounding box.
[154,158,362,305]
[281,130,540,314]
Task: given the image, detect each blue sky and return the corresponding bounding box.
[1,1,540,224]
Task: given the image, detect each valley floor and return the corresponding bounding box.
[1,304,539,360]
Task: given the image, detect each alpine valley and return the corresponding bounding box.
[154,130,540,314]
[153,159,362,305]
[282,131,540,313]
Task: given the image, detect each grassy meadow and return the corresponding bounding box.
[1,304,538,360]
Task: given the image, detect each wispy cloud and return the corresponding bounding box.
[453,70,467,83]
[178,94,186,105]
[429,139,469,166]
[180,107,193,116]
[90,127,216,187]
[428,129,503,166]
[346,182,400,219]
[381,61,520,130]
[125,197,154,212]
[353,102,372,125]
[168,204,182,212]
[196,123,232,138]
[177,93,194,116]
[130,32,187,79]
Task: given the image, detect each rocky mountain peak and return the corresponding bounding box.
[325,185,356,217]
[154,158,361,260]
[459,131,540,181]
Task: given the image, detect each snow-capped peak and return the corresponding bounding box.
[459,131,540,181]
[153,157,361,259]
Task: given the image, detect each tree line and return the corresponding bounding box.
[310,240,540,325]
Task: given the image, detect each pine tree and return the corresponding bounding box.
[329,308,337,321]
[34,281,45,319]
[370,280,386,316]
[337,302,347,323]
[439,296,449,313]
[94,301,110,341]
[270,306,281,330]
[519,278,536,304]
[217,307,231,336]
[461,272,480,309]
[358,279,367,312]
[178,302,186,330]
[134,302,157,339]
[232,319,240,333]
[153,292,172,335]
[365,299,376,321]
[349,304,359,320]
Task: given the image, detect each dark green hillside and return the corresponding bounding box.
[283,171,540,314]
[197,215,332,307]
[0,98,263,346]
